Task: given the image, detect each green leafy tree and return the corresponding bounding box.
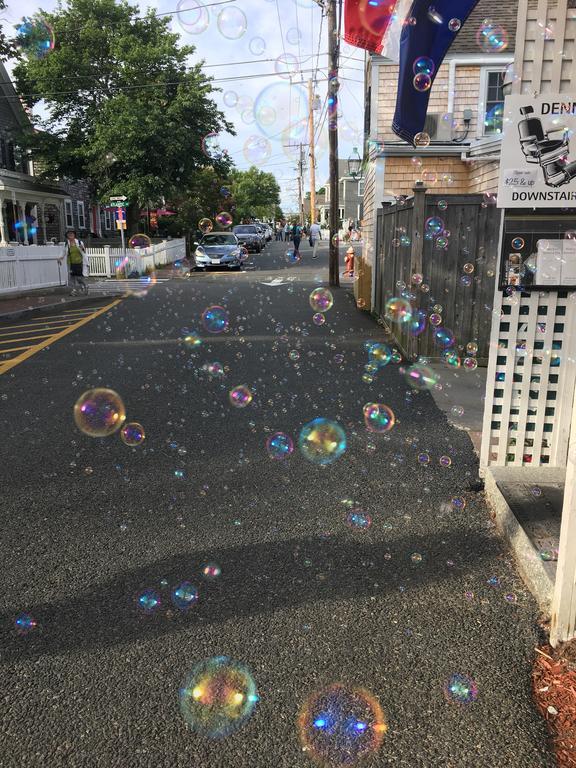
[230,166,281,222]
[12,0,234,233]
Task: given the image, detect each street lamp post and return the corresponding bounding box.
[348,147,363,180]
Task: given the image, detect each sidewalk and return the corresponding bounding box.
[429,363,487,455]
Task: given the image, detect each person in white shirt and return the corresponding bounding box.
[309,221,322,259]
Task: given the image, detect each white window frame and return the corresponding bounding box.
[358,179,365,196]
[77,200,86,229]
[338,207,345,220]
[478,67,506,138]
[64,199,74,228]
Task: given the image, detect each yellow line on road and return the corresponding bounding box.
[0,333,55,344]
[0,298,122,376]
[0,346,33,355]
[0,325,76,338]
[0,319,84,331]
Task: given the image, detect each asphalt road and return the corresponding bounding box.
[0,240,554,767]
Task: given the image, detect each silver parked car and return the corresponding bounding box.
[194,233,244,270]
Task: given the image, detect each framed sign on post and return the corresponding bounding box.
[498,95,576,209]
[499,209,576,291]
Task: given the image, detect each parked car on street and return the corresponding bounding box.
[232,224,263,253]
[194,232,244,270]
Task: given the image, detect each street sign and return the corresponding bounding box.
[498,95,576,208]
[116,220,126,230]
[110,195,127,202]
[115,207,126,229]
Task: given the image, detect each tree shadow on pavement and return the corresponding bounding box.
[0,527,498,663]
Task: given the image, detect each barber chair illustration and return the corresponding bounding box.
[517,106,576,187]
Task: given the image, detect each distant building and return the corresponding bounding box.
[304,188,326,222]
[318,160,364,228]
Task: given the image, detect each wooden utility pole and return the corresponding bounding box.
[298,143,305,226]
[308,78,317,226]
[327,0,339,286]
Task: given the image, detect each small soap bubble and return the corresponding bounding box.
[202,305,229,334]
[410,552,423,564]
[448,18,462,32]
[217,6,247,39]
[299,418,346,465]
[385,297,412,324]
[313,313,326,326]
[451,496,466,510]
[310,288,334,312]
[346,510,372,530]
[418,452,430,465]
[466,342,478,355]
[74,388,126,437]
[199,217,213,233]
[363,403,395,433]
[439,455,452,467]
[414,132,431,148]
[172,581,199,611]
[120,422,146,446]
[184,331,202,348]
[229,386,253,408]
[463,357,478,371]
[15,613,37,635]
[179,657,258,738]
[266,432,294,460]
[137,589,161,614]
[444,674,478,705]
[215,211,233,228]
[201,563,222,580]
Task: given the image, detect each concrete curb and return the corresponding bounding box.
[484,466,557,612]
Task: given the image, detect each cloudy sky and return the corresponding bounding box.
[0,0,366,213]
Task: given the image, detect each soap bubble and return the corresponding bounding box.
[217,6,247,39]
[203,362,225,378]
[137,589,161,614]
[463,357,478,371]
[414,132,431,147]
[183,331,202,348]
[15,613,37,635]
[15,14,55,58]
[176,0,209,34]
[363,403,395,433]
[439,455,452,467]
[385,297,412,323]
[425,216,444,235]
[120,422,146,446]
[285,250,301,264]
[477,19,508,52]
[429,313,442,326]
[275,52,300,79]
[199,218,213,233]
[74,388,126,437]
[179,657,258,738]
[286,27,302,44]
[313,313,326,326]
[243,135,271,164]
[299,418,346,465]
[427,7,443,24]
[266,432,294,460]
[433,327,455,348]
[346,510,372,530]
[298,684,387,765]
[403,363,438,391]
[310,288,334,312]
[368,342,392,367]
[201,563,222,580]
[223,91,238,108]
[229,386,253,408]
[438,199,448,211]
[129,233,151,249]
[463,263,475,274]
[413,56,435,76]
[172,581,199,611]
[249,36,266,55]
[448,18,462,32]
[444,674,478,705]
[466,342,478,355]
[202,133,225,160]
[413,73,432,91]
[202,305,229,334]
[511,237,525,250]
[216,212,233,228]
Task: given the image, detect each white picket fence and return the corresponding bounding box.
[0,238,186,295]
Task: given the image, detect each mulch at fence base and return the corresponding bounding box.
[532,641,576,766]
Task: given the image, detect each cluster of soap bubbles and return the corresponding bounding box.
[412,56,435,92]
[309,287,334,324]
[74,389,144,446]
[177,0,247,40]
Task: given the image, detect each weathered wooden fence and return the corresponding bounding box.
[374,186,502,363]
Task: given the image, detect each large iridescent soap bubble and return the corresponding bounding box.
[299,418,346,465]
[179,657,259,738]
[298,684,387,765]
[74,388,126,437]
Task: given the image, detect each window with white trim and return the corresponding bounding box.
[358,179,365,196]
[64,199,73,228]
[104,208,112,230]
[479,68,505,136]
[77,201,86,229]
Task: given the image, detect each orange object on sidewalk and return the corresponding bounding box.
[344,246,355,277]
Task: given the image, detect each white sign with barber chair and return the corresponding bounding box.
[497,94,576,208]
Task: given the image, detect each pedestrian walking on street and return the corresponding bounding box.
[284,222,290,242]
[291,222,302,256]
[59,229,89,295]
[309,220,322,259]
